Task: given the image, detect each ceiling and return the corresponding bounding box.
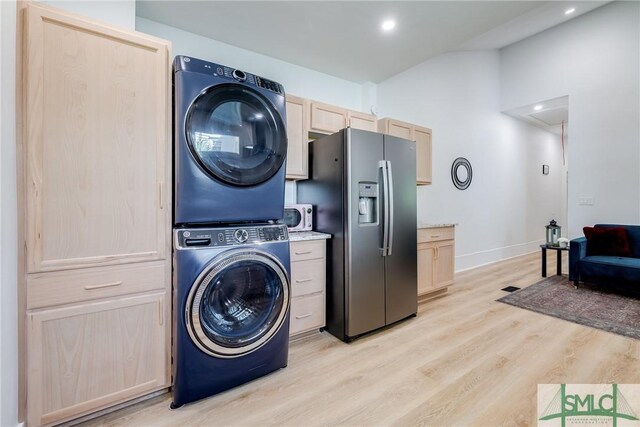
[136,1,608,83]
[504,96,569,136]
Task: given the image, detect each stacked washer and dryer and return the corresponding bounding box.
[172,56,291,408]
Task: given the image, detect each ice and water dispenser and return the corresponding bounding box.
[358,182,378,224]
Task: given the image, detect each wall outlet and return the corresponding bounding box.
[578,196,595,206]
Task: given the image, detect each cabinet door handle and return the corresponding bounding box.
[296,313,313,319]
[159,183,164,210]
[434,247,439,260]
[295,250,313,255]
[158,300,164,326]
[295,278,313,283]
[84,281,123,290]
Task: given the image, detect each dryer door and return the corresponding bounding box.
[186,249,290,358]
[185,84,287,187]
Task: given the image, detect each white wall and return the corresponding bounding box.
[136,18,364,111]
[41,1,135,29]
[500,1,640,238]
[378,50,564,271]
[1,0,19,425]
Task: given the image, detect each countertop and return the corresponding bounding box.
[288,231,332,242]
[417,222,458,229]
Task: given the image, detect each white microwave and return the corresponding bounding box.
[284,204,313,232]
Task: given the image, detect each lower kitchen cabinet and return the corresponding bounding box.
[26,291,169,426]
[289,239,326,336]
[417,226,455,297]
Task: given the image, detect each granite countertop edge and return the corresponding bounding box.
[289,231,332,242]
[417,223,458,229]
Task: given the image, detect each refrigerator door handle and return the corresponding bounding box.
[386,160,394,256]
[379,160,389,256]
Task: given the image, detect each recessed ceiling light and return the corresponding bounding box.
[565,8,576,15]
[534,105,543,111]
[381,20,396,32]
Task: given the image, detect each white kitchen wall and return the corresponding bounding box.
[136,18,364,111]
[41,0,135,29]
[378,50,564,271]
[1,1,19,426]
[500,1,640,238]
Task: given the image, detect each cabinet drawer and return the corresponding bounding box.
[27,261,167,309]
[290,240,325,262]
[418,227,455,243]
[291,258,325,297]
[290,292,325,336]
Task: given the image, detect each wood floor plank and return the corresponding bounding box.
[81,251,638,427]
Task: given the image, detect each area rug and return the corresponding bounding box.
[497,276,640,340]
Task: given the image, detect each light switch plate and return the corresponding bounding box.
[578,197,595,206]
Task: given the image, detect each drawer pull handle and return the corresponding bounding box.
[295,250,313,255]
[295,278,313,283]
[84,281,123,290]
[296,313,313,319]
[431,235,440,238]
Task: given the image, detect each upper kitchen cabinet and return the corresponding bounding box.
[23,3,171,273]
[378,118,432,185]
[285,95,309,180]
[347,111,377,132]
[413,126,432,184]
[309,101,348,135]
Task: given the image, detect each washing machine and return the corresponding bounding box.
[172,223,291,408]
[174,55,288,226]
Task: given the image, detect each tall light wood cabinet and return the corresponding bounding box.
[285,95,309,180]
[20,4,171,425]
[417,226,455,297]
[378,118,432,185]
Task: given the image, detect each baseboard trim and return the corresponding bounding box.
[455,239,544,273]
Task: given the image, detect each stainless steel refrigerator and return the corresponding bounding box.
[298,128,417,342]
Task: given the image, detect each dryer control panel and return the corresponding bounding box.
[174,55,284,95]
[175,224,289,249]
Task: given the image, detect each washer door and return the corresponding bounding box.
[186,249,290,358]
[185,83,287,187]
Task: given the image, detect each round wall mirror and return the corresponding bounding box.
[451,158,472,190]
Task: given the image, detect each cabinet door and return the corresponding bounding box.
[27,292,168,426]
[309,101,348,134]
[417,243,435,295]
[434,241,455,288]
[23,4,171,273]
[348,111,377,132]
[414,127,432,185]
[386,119,413,140]
[285,95,308,179]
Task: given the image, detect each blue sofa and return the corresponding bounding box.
[569,224,640,287]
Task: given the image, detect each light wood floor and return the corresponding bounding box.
[82,251,639,427]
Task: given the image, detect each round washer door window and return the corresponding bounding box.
[187,250,290,357]
[186,84,287,186]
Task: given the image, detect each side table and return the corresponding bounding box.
[540,244,569,277]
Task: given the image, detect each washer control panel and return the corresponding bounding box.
[176,224,289,249]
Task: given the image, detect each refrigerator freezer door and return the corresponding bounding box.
[346,129,386,337]
[383,135,418,324]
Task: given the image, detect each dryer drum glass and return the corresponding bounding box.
[186,84,287,186]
